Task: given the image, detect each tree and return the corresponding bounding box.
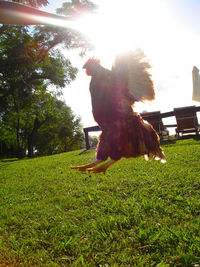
[12,0,49,8]
[56,0,97,20]
[0,0,97,158]
[0,25,78,157]
[89,135,98,148]
[35,99,84,155]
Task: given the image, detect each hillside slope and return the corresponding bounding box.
[0,138,200,266]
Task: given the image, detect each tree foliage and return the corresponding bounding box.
[13,0,49,8]
[0,25,76,108]
[35,99,84,155]
[0,30,75,156]
[56,0,97,19]
[0,0,96,158]
[0,27,86,158]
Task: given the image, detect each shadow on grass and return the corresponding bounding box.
[0,158,19,163]
[0,157,33,169]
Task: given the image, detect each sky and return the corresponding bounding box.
[42,0,200,134]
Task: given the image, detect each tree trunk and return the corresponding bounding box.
[27,117,48,158]
[16,115,24,159]
[27,117,39,158]
[28,136,34,158]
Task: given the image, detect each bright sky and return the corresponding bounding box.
[43,0,200,133]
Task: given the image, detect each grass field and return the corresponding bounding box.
[0,138,200,266]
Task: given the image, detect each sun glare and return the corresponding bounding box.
[72,0,200,117]
[42,0,177,70]
[61,0,200,132]
[72,0,174,67]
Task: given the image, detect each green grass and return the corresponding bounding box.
[0,138,200,266]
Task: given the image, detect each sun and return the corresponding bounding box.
[62,1,197,115]
[41,0,175,70]
[72,0,173,68]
